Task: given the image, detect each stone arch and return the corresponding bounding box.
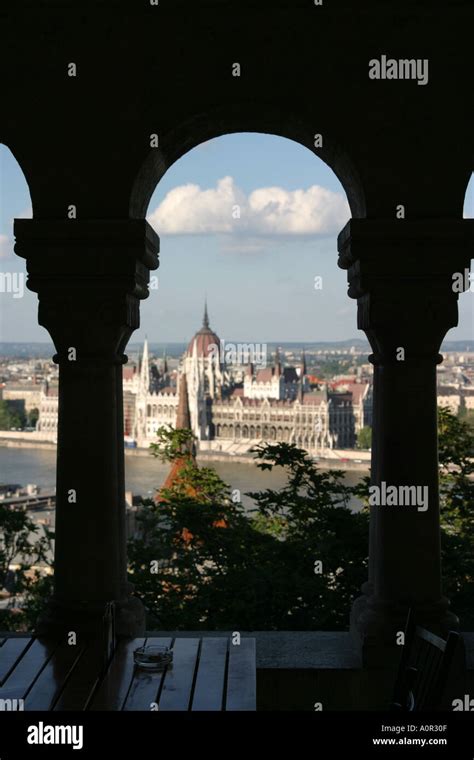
[129,104,366,220]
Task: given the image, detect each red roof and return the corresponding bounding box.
[186,304,221,358]
[187,327,220,358]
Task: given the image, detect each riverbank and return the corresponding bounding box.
[0,432,371,472]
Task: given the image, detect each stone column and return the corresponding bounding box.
[14,219,159,638]
[338,219,473,666]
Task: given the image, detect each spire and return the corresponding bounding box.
[176,372,191,431]
[156,373,194,502]
[140,337,149,393]
[301,348,307,376]
[298,348,306,401]
[274,347,281,378]
[203,298,210,329]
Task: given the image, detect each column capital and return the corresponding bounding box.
[337,218,474,272]
[13,219,159,362]
[337,219,474,360]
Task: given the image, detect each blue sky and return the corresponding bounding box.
[0,134,473,344]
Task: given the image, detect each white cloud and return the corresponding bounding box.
[147,176,349,237]
[0,234,12,259]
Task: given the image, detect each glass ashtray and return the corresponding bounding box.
[133,644,173,671]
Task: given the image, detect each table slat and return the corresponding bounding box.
[0,638,57,700]
[191,637,228,711]
[122,637,172,711]
[226,638,256,711]
[0,638,32,686]
[24,643,85,711]
[158,638,199,711]
[90,637,145,711]
[53,642,103,711]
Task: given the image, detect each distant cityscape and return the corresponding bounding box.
[1,305,474,459]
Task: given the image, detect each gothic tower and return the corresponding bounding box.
[134,337,150,445]
[183,302,224,441]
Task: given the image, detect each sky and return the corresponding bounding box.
[0,134,473,345]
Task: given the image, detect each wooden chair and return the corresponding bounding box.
[391,608,459,711]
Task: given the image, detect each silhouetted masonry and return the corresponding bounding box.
[2,0,473,701]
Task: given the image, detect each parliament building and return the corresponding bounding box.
[124,305,373,453]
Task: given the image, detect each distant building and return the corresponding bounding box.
[35,304,374,454]
[36,380,58,434]
[1,383,42,412]
[131,304,373,453]
[436,386,474,415]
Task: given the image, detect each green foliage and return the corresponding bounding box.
[0,504,54,631]
[246,442,369,629]
[0,399,24,431]
[356,426,372,450]
[3,409,473,634]
[437,407,474,627]
[27,407,39,428]
[314,358,350,379]
[128,431,369,630]
[149,424,196,461]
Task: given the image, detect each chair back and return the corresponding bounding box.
[391,609,459,711]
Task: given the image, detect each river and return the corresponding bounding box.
[0,446,366,511]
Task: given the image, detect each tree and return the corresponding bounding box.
[4,410,472,634]
[0,503,53,630]
[128,429,278,630]
[128,428,369,630]
[437,407,474,628]
[27,407,39,428]
[0,399,24,431]
[357,426,372,450]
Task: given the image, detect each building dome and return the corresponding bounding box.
[186,303,220,358]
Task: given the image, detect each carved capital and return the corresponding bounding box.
[14,219,159,362]
[337,219,474,361]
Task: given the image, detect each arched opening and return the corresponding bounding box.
[130,130,369,470]
[130,106,366,220]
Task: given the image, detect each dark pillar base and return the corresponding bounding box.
[351,594,460,668]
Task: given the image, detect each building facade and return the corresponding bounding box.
[36,305,373,454]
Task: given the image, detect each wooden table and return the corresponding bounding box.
[0,635,256,711]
